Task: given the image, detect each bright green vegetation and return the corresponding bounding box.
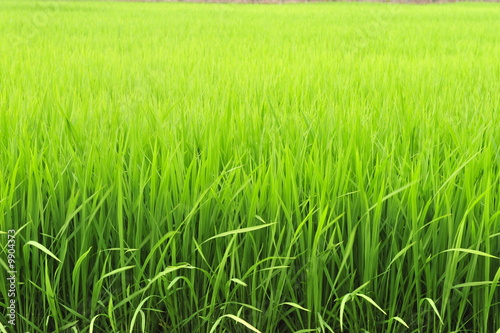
[0,1,499,332]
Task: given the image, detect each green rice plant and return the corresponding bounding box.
[0,0,499,332]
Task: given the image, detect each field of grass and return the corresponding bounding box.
[1,1,499,332]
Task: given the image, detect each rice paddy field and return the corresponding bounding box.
[1,0,500,332]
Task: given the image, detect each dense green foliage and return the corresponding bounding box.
[0,1,499,332]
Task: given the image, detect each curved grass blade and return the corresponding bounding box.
[25,241,61,263]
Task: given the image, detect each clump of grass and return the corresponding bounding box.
[0,1,499,332]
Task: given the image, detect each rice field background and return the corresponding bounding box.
[0,1,499,332]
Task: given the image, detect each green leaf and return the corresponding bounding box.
[452,281,493,289]
[440,248,499,259]
[357,293,387,315]
[231,278,248,287]
[223,314,262,333]
[391,316,409,329]
[99,266,135,282]
[203,223,276,244]
[25,241,61,263]
[422,298,443,325]
[129,296,154,333]
[280,302,311,312]
[72,247,92,284]
[339,293,351,332]
[89,314,107,333]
